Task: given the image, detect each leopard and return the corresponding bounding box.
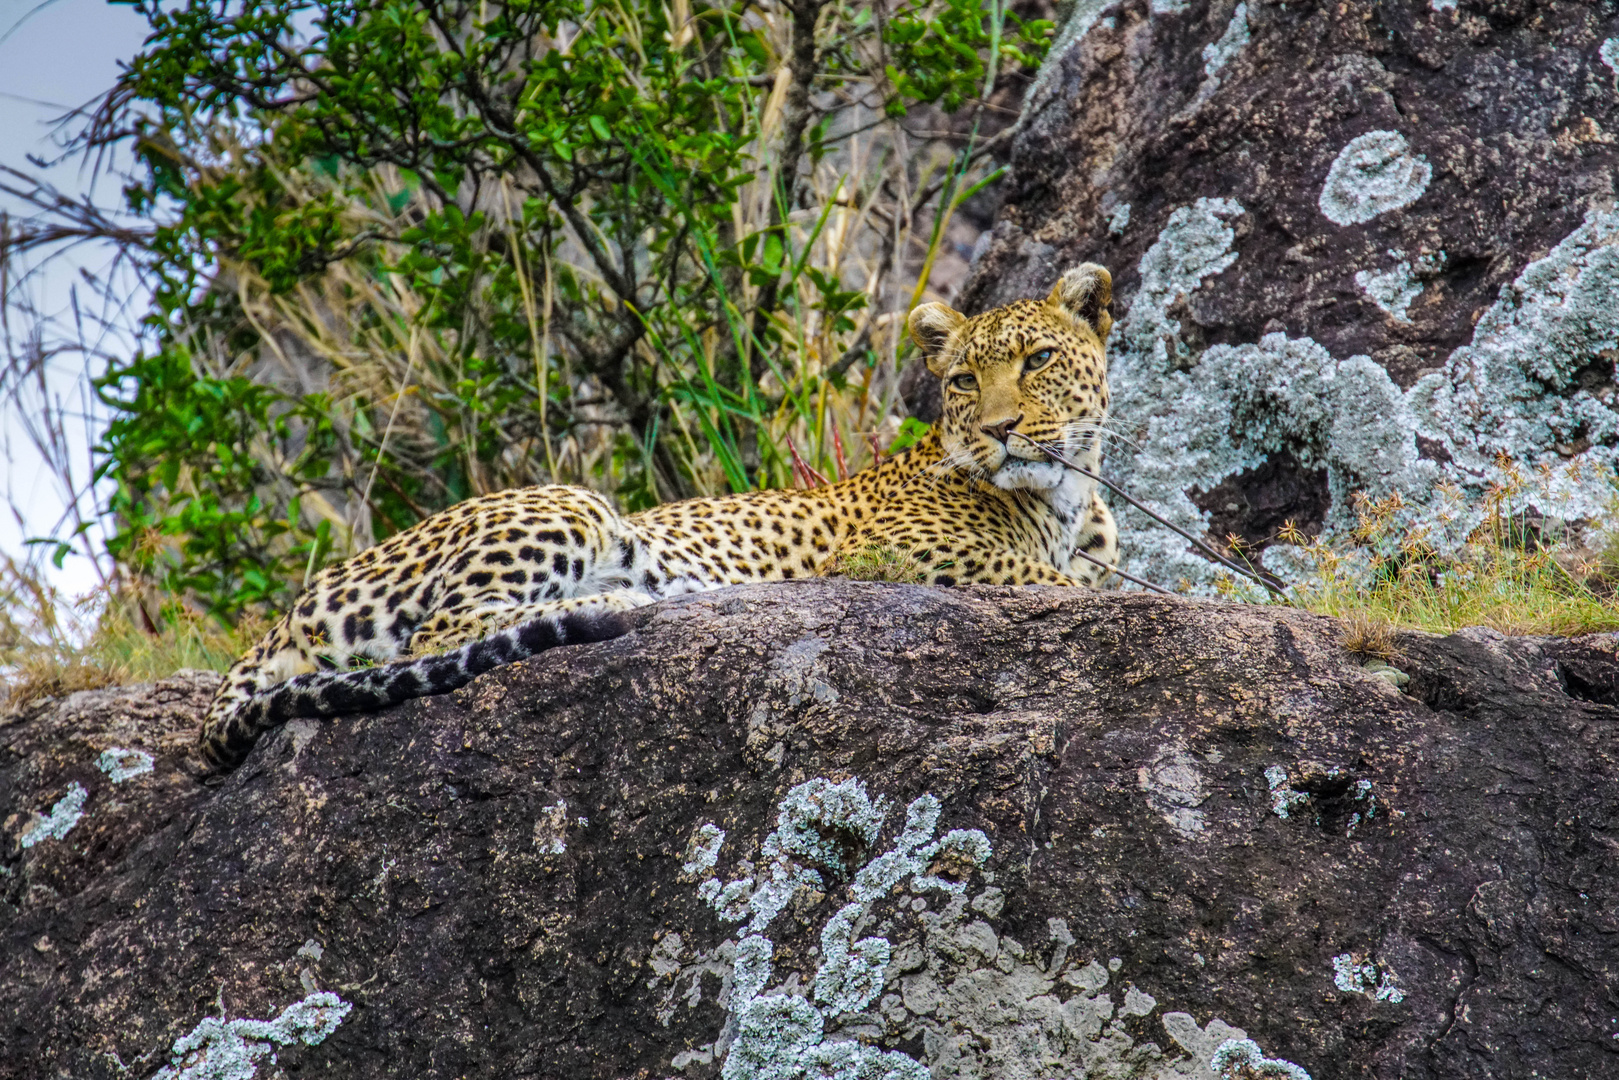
[198,263,1120,771]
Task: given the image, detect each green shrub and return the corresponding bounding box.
[82,0,1049,620]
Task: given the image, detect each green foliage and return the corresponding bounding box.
[824,543,929,584]
[96,346,340,619]
[884,416,933,456]
[91,0,1046,618]
[885,0,1049,114]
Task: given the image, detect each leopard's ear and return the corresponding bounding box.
[908,302,966,376]
[1047,264,1113,340]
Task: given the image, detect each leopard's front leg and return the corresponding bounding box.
[1067,491,1119,587]
[408,590,658,656]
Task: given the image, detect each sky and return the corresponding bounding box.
[0,0,151,599]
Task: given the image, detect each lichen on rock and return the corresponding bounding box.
[1354,249,1441,323]
[698,780,986,1080]
[19,782,88,849]
[97,747,155,783]
[1318,130,1432,226]
[1331,953,1406,1005]
[1107,200,1619,589]
[1265,767,1309,820]
[1108,202,1132,237]
[1202,4,1249,78]
[149,992,352,1080]
[1407,208,1619,520]
[1210,1038,1312,1080]
[680,777,1296,1080]
[1192,3,1250,103]
[684,823,727,878]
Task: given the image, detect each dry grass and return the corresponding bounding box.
[1277,473,1619,639]
[1,561,260,710]
[1338,615,1398,662]
[825,543,931,584]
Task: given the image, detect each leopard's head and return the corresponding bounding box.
[907,264,1112,493]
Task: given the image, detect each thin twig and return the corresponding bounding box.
[1071,548,1172,595]
[1008,432,1284,595]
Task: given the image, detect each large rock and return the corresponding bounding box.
[2,582,1617,1079]
[925,0,1619,586]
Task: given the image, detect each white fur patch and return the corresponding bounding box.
[990,459,1066,492]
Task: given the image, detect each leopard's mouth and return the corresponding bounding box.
[990,431,1068,466]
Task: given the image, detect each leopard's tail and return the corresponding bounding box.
[199,608,635,772]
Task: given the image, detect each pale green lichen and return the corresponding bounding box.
[814,902,892,1016]
[684,823,727,877]
[1108,203,1132,237]
[150,992,352,1080]
[98,747,155,783]
[1354,250,1431,322]
[20,782,88,848]
[1345,779,1379,837]
[734,935,777,1005]
[1407,209,1619,516]
[1265,767,1308,820]
[911,829,994,895]
[1116,327,1435,587]
[772,778,887,875]
[696,781,992,1079]
[1117,197,1244,372]
[851,794,941,902]
[723,991,927,1080]
[1211,1037,1312,1079]
[1318,131,1431,226]
[1600,38,1619,82]
[704,779,911,932]
[1107,203,1619,590]
[1202,4,1249,78]
[675,778,1291,1080]
[1331,953,1405,1004]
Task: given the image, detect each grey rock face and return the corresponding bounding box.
[922,0,1619,587]
[2,582,1616,1078]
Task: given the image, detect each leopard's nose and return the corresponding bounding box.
[981,414,1023,444]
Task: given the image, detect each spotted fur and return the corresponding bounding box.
[198,264,1121,770]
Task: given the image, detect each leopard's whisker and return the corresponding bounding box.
[1063,419,1141,453]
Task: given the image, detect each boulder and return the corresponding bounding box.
[3,582,1617,1078]
[922,0,1619,586]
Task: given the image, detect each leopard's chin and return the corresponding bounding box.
[989,457,1066,492]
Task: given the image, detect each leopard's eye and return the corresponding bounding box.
[1024,348,1055,373]
[951,373,978,392]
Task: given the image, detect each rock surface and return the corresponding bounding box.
[3,582,1618,1079]
[917,0,1619,586]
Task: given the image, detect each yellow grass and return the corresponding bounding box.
[1,561,260,709]
[1275,481,1619,638]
